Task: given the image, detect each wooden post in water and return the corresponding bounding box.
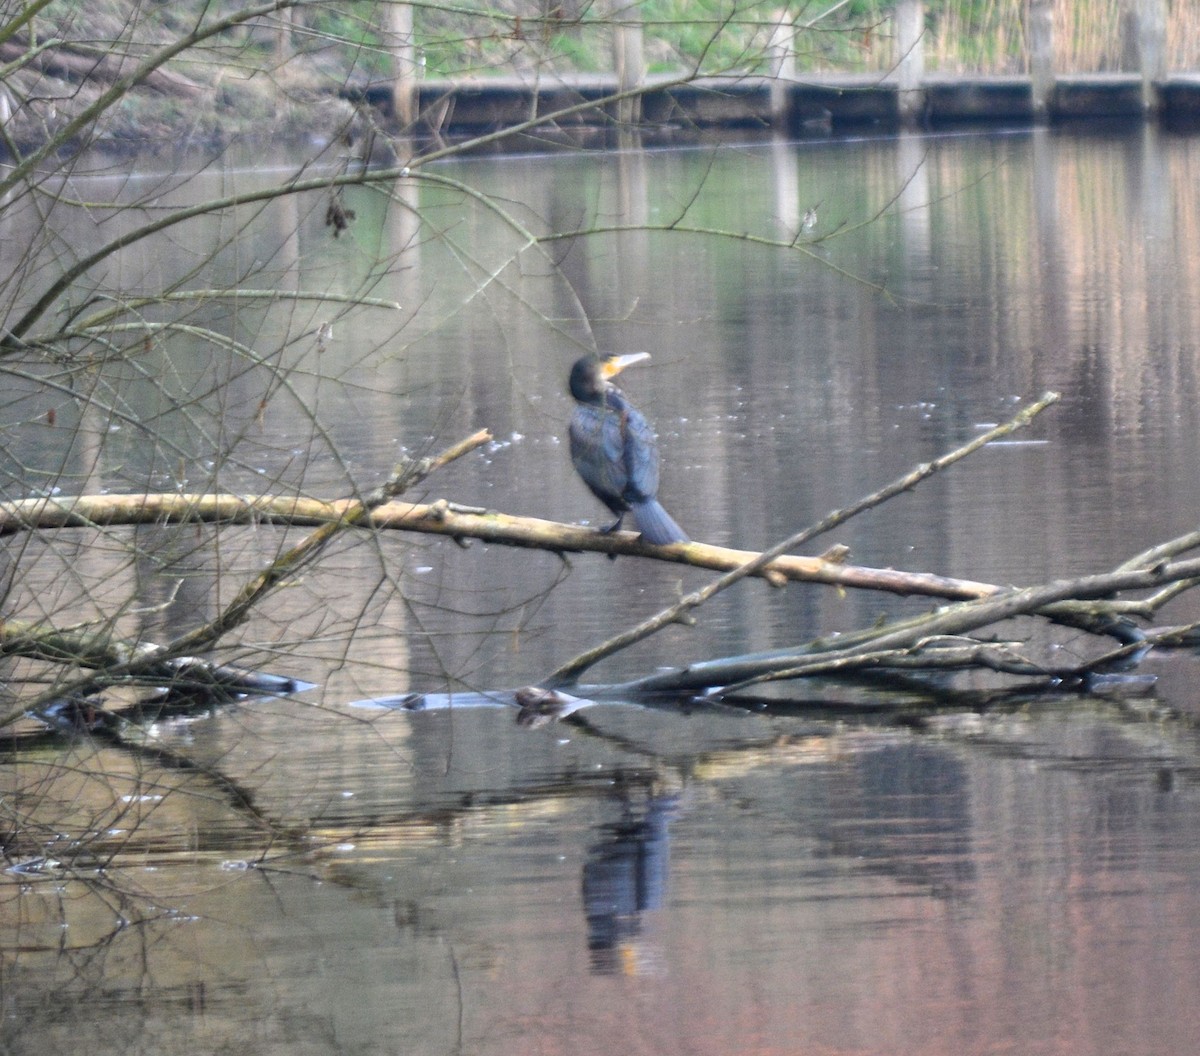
[767,11,796,130]
[389,3,418,128]
[894,0,925,126]
[1026,0,1054,122]
[612,2,645,126]
[1122,0,1167,111]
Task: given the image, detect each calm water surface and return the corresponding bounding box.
[5,126,1200,1055]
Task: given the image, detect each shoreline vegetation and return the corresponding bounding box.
[0,2,1197,155]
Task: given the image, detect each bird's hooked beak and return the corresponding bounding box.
[599,352,651,379]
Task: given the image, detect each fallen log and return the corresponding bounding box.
[12,393,1174,728]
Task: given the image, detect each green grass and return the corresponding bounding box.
[404,0,1198,79]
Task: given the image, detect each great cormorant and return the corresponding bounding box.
[567,353,688,545]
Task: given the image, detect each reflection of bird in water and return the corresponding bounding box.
[567,353,689,545]
[582,793,679,974]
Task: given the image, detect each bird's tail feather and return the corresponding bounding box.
[631,500,689,545]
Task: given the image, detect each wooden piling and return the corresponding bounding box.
[613,2,645,126]
[1123,0,1167,111]
[894,0,925,126]
[389,2,418,128]
[767,11,796,129]
[1027,0,1054,121]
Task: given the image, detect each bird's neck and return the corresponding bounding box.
[603,386,630,411]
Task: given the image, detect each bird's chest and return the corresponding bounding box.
[570,405,630,463]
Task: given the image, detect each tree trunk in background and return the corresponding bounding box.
[275,5,294,66]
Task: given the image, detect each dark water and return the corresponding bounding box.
[5,127,1200,1054]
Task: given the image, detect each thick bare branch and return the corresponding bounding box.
[0,39,205,96]
[0,491,999,598]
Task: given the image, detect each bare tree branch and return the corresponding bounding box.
[0,491,998,596]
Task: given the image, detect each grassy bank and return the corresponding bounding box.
[411,1,1200,80]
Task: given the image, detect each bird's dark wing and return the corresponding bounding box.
[616,403,661,503]
[569,403,631,514]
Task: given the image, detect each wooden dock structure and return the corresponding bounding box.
[355,72,1200,141]
[354,0,1198,143]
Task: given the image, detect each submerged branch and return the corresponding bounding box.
[613,556,1200,697]
[0,618,301,697]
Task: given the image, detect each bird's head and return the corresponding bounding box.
[598,352,650,379]
[569,352,650,403]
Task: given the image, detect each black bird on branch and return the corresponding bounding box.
[567,353,689,545]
